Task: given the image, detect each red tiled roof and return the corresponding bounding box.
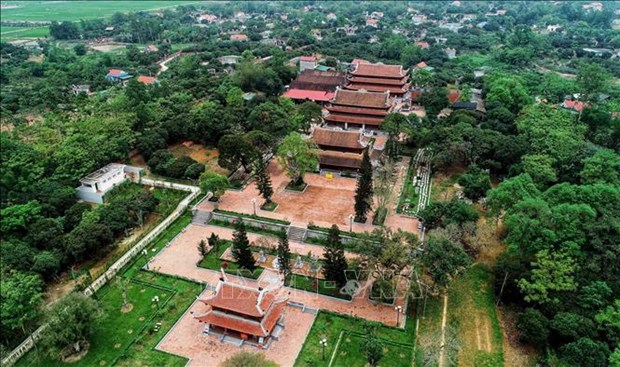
[283,89,335,102]
[147,45,158,52]
[348,76,408,86]
[346,83,409,94]
[300,56,318,61]
[202,283,275,317]
[108,69,124,76]
[137,76,158,85]
[230,34,248,41]
[312,128,364,149]
[415,41,430,49]
[319,151,363,169]
[197,309,268,336]
[325,113,384,126]
[562,100,587,112]
[351,59,370,65]
[351,63,407,78]
[416,62,428,69]
[326,105,389,116]
[411,89,423,101]
[261,300,286,333]
[332,89,389,108]
[448,90,460,104]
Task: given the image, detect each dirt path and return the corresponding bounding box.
[438,295,449,367]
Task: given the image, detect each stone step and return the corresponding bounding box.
[192,210,212,227]
[287,225,307,242]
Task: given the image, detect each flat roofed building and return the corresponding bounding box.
[76,163,142,203]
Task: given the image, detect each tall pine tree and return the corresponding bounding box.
[231,220,256,272]
[354,149,373,222]
[322,225,348,287]
[277,232,292,285]
[255,158,274,203]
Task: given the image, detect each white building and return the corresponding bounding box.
[299,56,318,72]
[444,48,457,59]
[76,163,142,203]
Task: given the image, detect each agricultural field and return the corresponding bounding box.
[0,26,49,41]
[1,1,199,22]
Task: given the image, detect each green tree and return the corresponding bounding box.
[231,221,256,272]
[322,225,348,287]
[522,154,558,188]
[457,164,491,201]
[559,338,610,367]
[580,149,620,184]
[354,149,373,222]
[42,292,100,359]
[486,76,531,113]
[487,174,540,215]
[421,236,470,289]
[200,170,229,200]
[276,132,319,185]
[0,271,43,340]
[277,233,292,285]
[218,134,257,173]
[208,233,220,252]
[198,240,208,258]
[255,158,274,204]
[577,63,610,103]
[517,308,549,346]
[361,322,384,367]
[518,249,578,305]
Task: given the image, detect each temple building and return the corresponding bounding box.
[324,88,392,131]
[194,276,287,348]
[312,127,386,173]
[283,70,346,103]
[346,62,410,96]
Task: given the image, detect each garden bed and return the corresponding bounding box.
[372,207,388,226]
[260,201,278,211]
[208,219,286,237]
[197,241,264,280]
[289,274,352,301]
[213,209,291,225]
[285,181,308,192]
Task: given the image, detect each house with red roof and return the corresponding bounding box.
[105,69,132,83]
[561,100,588,113]
[195,276,287,347]
[137,76,158,85]
[299,55,318,72]
[230,34,248,41]
[415,41,430,49]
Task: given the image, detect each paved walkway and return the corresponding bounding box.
[149,224,407,326]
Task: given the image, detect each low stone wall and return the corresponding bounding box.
[305,229,358,246]
[1,180,200,367]
[211,211,289,233]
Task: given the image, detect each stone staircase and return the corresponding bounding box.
[287,225,307,242]
[192,210,212,226]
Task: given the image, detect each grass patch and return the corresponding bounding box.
[16,212,202,367]
[333,331,413,367]
[0,26,49,40]
[213,209,291,225]
[197,241,264,279]
[285,180,307,191]
[260,201,278,211]
[307,224,362,239]
[295,308,416,367]
[289,275,351,301]
[447,264,504,367]
[397,160,421,215]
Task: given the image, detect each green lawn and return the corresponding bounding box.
[0,26,49,40]
[397,159,421,215]
[16,212,203,367]
[295,308,416,367]
[290,274,352,301]
[1,1,199,22]
[197,241,264,280]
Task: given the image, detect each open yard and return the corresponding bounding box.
[168,142,227,175]
[1,1,199,22]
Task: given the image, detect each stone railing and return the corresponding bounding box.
[210,211,290,233]
[305,228,358,245]
[1,181,200,367]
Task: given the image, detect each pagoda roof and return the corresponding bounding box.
[326,105,390,116]
[201,281,276,317]
[351,63,408,78]
[325,113,384,126]
[332,89,389,109]
[196,298,286,337]
[312,128,364,150]
[347,76,408,86]
[319,151,363,169]
[345,83,410,94]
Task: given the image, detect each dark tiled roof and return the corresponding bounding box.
[326,105,389,116]
[332,89,389,108]
[312,128,363,149]
[319,151,363,169]
[289,70,345,91]
[351,63,408,78]
[325,113,384,126]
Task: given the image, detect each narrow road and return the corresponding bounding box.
[157,52,182,76]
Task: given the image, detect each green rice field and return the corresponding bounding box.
[0,26,49,41]
[1,1,199,22]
